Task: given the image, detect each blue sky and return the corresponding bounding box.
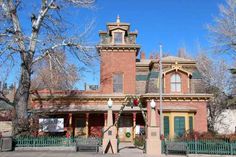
[86,0,224,56]
[4,0,233,89]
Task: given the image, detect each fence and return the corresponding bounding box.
[15,136,102,147]
[163,139,236,155]
[15,137,236,155]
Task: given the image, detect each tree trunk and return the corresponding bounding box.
[13,62,31,136]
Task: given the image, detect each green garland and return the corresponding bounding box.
[126,132,131,138]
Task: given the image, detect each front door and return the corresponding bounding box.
[174,116,185,137]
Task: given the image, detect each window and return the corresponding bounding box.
[76,118,86,128]
[164,116,170,138]
[113,73,123,93]
[171,73,181,92]
[114,32,123,44]
[174,116,185,137]
[189,116,193,131]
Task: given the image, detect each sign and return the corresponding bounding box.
[0,121,12,136]
[39,118,64,132]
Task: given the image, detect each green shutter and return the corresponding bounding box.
[174,117,185,137]
[164,116,169,138]
[189,116,193,131]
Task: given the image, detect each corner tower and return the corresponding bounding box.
[97,16,140,94]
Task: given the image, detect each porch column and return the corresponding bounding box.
[86,113,89,138]
[133,112,136,140]
[104,113,107,126]
[68,113,73,136]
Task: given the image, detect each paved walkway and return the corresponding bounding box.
[0,151,235,157]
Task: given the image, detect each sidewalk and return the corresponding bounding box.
[0,151,235,157]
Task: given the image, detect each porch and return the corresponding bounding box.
[38,112,145,142]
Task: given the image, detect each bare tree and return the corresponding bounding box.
[208,0,236,56]
[0,0,96,135]
[196,53,234,131]
[31,51,78,90]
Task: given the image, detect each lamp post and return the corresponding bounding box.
[150,99,156,109]
[146,99,161,155]
[108,98,113,109]
[107,98,113,126]
[150,99,157,127]
[159,44,163,137]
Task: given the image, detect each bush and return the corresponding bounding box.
[177,130,236,142]
[219,134,236,142]
[134,135,145,147]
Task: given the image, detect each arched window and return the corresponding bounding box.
[170,73,181,92]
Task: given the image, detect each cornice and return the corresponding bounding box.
[32,92,212,102]
[142,93,212,101]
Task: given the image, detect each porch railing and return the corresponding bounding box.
[162,139,236,155]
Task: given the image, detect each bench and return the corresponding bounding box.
[75,138,100,152]
[165,141,188,155]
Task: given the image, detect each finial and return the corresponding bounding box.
[116,15,120,23]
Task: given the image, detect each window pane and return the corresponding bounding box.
[175,74,181,82]
[171,74,176,82]
[113,74,123,93]
[170,73,181,92]
[174,117,185,137]
[176,84,181,92]
[171,83,175,92]
[114,32,122,44]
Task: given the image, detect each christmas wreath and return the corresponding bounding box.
[125,132,131,138]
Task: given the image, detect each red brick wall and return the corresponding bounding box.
[165,71,189,94]
[147,101,208,133]
[100,50,136,94]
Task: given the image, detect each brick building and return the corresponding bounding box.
[31,17,211,141]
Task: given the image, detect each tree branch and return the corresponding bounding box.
[5,0,26,60]
[28,0,58,60]
[32,41,93,64]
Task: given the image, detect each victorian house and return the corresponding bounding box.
[31,17,211,141]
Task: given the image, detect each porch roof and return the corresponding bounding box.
[30,104,146,113]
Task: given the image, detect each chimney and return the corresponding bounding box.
[178,48,186,58]
[140,51,146,60]
[150,54,153,59]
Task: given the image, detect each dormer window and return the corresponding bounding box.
[114,32,123,44]
[171,73,181,92]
